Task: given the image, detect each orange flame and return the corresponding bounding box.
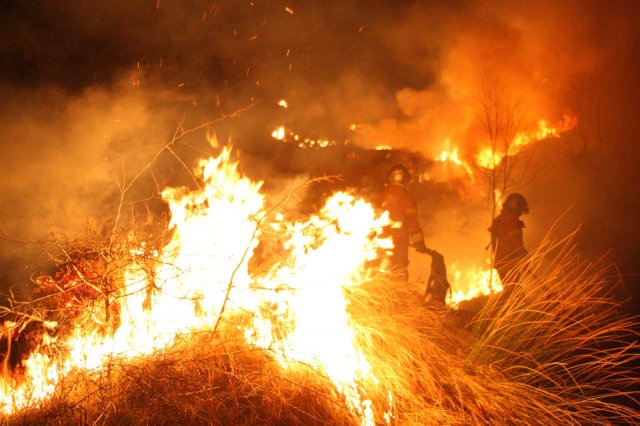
[448,262,503,308]
[476,114,577,169]
[475,147,502,169]
[436,140,475,176]
[1,146,392,424]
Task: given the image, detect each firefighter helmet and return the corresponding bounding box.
[503,193,529,214]
[386,164,411,186]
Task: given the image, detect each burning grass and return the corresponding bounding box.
[3,235,639,425]
[9,328,357,426]
[0,146,638,424]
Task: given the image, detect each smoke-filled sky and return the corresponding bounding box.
[1,0,639,294]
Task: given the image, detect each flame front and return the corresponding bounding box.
[436,115,577,172]
[247,192,391,422]
[1,146,391,424]
[476,115,577,170]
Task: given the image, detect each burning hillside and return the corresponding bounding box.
[0,144,638,425]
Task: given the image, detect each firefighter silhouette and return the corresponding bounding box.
[377,164,428,281]
[489,193,529,288]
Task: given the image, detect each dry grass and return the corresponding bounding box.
[3,232,640,425]
[465,232,640,424]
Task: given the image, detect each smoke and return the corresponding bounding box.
[352,0,613,157]
[354,1,640,297]
[0,0,639,297]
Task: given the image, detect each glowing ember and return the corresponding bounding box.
[278,99,289,108]
[270,125,339,148]
[271,125,286,140]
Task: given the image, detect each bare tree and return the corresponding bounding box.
[475,77,524,218]
[474,77,536,290]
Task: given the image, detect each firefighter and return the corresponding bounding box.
[377,164,428,281]
[489,193,529,285]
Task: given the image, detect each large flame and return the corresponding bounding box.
[475,115,577,169]
[436,115,577,172]
[247,192,392,421]
[1,146,393,424]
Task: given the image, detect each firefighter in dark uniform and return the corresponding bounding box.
[378,165,428,281]
[489,193,529,287]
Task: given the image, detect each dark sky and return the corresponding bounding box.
[1,0,639,294]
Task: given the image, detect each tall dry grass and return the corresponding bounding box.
[465,232,640,424]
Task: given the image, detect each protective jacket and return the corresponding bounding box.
[489,210,527,280]
[377,182,423,276]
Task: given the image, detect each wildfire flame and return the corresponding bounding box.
[3,108,562,418]
[475,147,502,170]
[475,114,577,170]
[438,115,577,171]
[1,146,392,424]
[436,140,475,176]
[270,125,338,148]
[448,263,503,308]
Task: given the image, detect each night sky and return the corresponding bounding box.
[1,0,639,303]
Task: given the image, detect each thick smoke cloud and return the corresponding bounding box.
[355,1,617,155]
[0,0,639,300]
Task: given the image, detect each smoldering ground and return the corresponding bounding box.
[0,0,639,305]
